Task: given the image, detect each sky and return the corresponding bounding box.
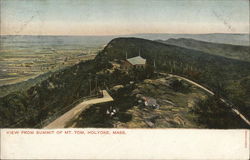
[1,0,249,35]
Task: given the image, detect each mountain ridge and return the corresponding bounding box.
[156,38,250,62]
[101,37,250,118]
[103,37,250,65]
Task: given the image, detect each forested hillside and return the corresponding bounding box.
[157,38,250,62]
[0,60,107,127]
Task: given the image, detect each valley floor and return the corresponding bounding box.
[0,54,96,86]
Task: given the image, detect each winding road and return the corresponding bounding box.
[44,90,113,129]
[166,73,250,126]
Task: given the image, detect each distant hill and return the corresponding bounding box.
[132,33,249,46]
[156,38,250,62]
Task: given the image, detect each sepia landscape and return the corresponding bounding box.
[0,0,249,129]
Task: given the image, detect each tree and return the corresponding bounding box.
[191,96,246,128]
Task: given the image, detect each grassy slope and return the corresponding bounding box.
[157,38,250,62]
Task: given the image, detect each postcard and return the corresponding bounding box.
[0,0,249,159]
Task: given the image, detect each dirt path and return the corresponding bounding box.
[44,90,113,129]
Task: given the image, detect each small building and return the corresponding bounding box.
[121,56,146,70]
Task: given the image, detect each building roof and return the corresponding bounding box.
[126,56,146,65]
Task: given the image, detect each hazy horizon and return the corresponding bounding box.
[1,32,249,37]
[1,0,249,35]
